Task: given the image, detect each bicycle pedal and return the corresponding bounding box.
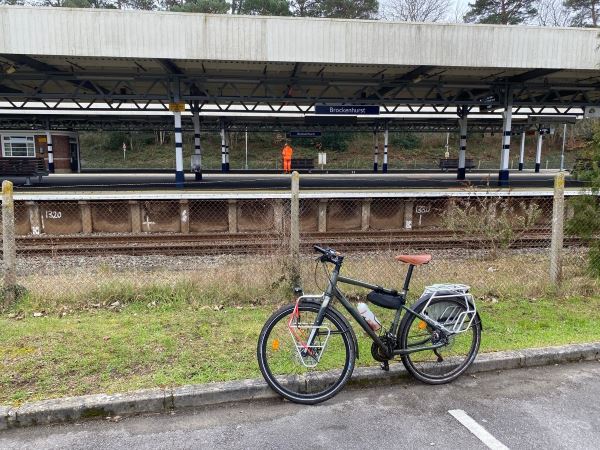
[380,361,390,372]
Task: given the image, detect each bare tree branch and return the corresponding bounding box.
[535,0,572,26]
[382,0,451,22]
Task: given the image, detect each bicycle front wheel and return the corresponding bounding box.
[257,302,355,404]
[400,297,481,384]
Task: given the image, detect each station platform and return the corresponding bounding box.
[3,170,582,193]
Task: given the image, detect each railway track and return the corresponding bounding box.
[9,229,582,257]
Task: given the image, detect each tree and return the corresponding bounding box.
[463,0,537,24]
[534,0,572,26]
[290,0,320,16]
[564,0,600,26]
[239,0,291,15]
[127,0,157,10]
[171,0,229,13]
[383,0,450,22]
[317,0,379,19]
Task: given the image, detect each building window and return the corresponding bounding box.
[2,135,36,158]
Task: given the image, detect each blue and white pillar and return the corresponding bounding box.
[457,116,468,180]
[46,131,54,173]
[225,131,230,172]
[174,110,184,188]
[518,131,526,171]
[383,123,389,173]
[535,129,543,173]
[191,108,202,181]
[498,98,512,187]
[373,131,378,172]
[220,122,227,172]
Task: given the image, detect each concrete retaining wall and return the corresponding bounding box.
[10,195,555,236]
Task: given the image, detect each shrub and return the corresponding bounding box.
[390,132,421,150]
[566,122,600,276]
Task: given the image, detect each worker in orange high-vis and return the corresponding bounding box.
[282,142,293,174]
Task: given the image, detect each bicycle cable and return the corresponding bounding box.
[314,257,339,300]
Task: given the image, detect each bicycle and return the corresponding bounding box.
[257,245,482,404]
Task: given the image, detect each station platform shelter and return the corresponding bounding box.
[0,129,80,173]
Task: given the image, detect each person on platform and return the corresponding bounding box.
[282,142,293,174]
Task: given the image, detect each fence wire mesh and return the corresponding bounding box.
[0,186,598,313]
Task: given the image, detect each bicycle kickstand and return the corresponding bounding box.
[380,360,389,372]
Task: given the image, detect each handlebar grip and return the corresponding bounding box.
[313,245,327,254]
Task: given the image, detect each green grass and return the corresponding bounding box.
[2,293,599,406]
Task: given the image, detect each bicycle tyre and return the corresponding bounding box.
[399,296,481,384]
[257,301,355,405]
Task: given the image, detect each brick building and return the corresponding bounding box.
[0,131,80,173]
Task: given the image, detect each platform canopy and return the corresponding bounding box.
[1,6,599,114]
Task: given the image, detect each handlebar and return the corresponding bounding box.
[313,245,343,264]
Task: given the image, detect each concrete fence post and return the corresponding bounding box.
[2,180,17,307]
[550,172,565,285]
[290,171,300,284]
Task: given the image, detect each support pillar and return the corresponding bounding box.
[228,200,238,233]
[179,200,189,234]
[191,106,202,181]
[457,114,468,180]
[225,131,230,172]
[290,172,300,285]
[383,124,389,173]
[46,131,55,173]
[535,130,543,173]
[373,131,378,172]
[79,201,92,234]
[550,172,565,284]
[173,111,184,188]
[404,201,413,229]
[498,93,513,187]
[518,131,526,171]
[26,201,41,235]
[361,199,371,231]
[318,199,327,233]
[220,121,227,172]
[273,199,284,232]
[129,201,142,233]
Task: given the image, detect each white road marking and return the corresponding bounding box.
[448,409,509,450]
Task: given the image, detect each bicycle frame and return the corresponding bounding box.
[305,260,451,359]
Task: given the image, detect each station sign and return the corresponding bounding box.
[315,104,380,115]
[169,102,186,112]
[286,131,322,138]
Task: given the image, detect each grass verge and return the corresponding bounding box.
[2,293,600,406]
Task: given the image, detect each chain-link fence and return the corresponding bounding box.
[0,175,597,312]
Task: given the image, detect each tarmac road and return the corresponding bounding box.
[2,360,599,450]
[7,171,584,191]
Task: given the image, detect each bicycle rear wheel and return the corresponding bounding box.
[257,302,355,404]
[399,297,481,384]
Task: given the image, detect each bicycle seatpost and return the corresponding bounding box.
[402,264,415,293]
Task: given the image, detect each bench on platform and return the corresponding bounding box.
[0,158,49,185]
[439,158,475,172]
